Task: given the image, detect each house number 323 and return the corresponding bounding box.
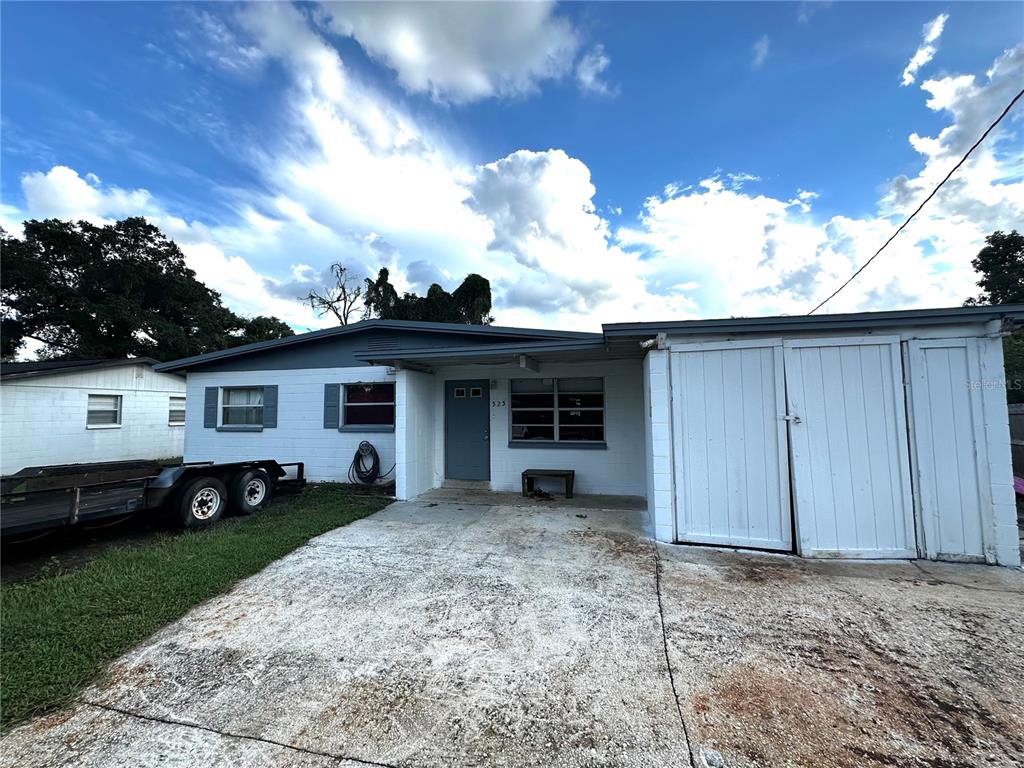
[491,399,506,407]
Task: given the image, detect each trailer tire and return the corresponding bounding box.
[229,469,271,515]
[175,477,226,528]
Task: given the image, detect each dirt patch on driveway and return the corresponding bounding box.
[660,546,1024,768]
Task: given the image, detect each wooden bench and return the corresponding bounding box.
[521,468,575,499]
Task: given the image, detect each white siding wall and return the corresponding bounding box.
[184,367,396,483]
[979,336,1021,567]
[643,351,675,543]
[0,366,186,475]
[652,321,1021,566]
[412,359,647,498]
[906,339,990,561]
[395,369,437,499]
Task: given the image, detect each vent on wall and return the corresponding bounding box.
[366,336,400,351]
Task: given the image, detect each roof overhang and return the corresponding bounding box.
[154,319,601,373]
[354,338,632,369]
[0,357,170,382]
[603,304,1024,340]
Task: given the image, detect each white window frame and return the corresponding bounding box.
[168,396,186,426]
[86,394,123,429]
[220,387,264,427]
[342,382,395,428]
[509,377,605,444]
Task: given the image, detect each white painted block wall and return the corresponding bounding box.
[0,366,186,475]
[407,359,647,498]
[642,351,674,543]
[395,369,436,500]
[184,367,396,483]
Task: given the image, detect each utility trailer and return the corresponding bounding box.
[0,459,306,537]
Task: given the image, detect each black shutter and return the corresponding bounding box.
[262,385,278,428]
[324,383,341,429]
[204,387,218,428]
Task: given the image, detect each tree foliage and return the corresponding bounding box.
[1,218,294,361]
[362,268,494,325]
[964,230,1024,403]
[964,230,1024,306]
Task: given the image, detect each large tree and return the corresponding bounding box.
[362,268,494,325]
[964,230,1024,403]
[964,230,1024,306]
[1,217,293,361]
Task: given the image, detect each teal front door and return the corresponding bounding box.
[444,380,490,481]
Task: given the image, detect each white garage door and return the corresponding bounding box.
[906,339,988,561]
[670,341,792,551]
[784,337,915,558]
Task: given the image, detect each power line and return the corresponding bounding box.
[808,85,1024,315]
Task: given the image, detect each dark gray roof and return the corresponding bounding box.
[154,319,602,372]
[153,304,1024,374]
[602,304,1024,338]
[1,357,166,382]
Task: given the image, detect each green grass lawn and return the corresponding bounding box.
[1,484,389,729]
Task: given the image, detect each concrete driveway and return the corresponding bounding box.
[3,491,1023,768]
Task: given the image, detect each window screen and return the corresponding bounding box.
[344,382,395,426]
[169,396,186,426]
[510,378,604,443]
[87,394,122,426]
[222,387,264,425]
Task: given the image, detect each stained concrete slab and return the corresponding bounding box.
[2,497,685,768]
[0,706,353,768]
[3,494,1023,768]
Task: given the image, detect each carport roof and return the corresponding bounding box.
[354,337,629,367]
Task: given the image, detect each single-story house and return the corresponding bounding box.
[0,358,187,476]
[155,305,1024,567]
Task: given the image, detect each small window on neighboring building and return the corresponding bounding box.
[87,394,122,427]
[222,387,264,426]
[169,396,186,426]
[344,382,395,426]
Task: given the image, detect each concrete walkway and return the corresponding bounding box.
[3,494,1023,767]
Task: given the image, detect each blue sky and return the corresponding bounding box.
[2,2,1022,331]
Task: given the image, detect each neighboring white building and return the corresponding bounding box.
[157,306,1024,567]
[0,358,187,475]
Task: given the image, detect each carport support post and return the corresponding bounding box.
[643,348,675,544]
[395,367,438,501]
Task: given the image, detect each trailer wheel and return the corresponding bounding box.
[229,469,271,515]
[175,477,227,528]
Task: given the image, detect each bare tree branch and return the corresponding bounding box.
[302,263,363,325]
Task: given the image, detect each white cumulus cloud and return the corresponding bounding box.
[20,166,157,224]
[318,1,582,103]
[576,44,614,95]
[620,44,1024,316]
[901,12,949,86]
